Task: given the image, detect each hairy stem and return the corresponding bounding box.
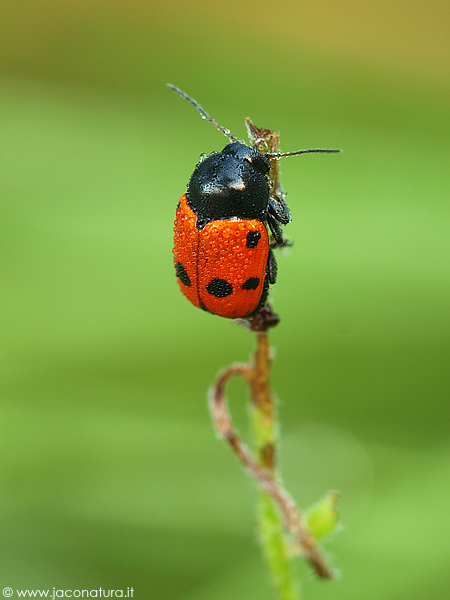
[209,322,334,600]
[250,332,300,600]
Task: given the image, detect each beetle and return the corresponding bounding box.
[169,85,339,319]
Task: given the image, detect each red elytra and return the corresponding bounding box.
[173,194,269,319]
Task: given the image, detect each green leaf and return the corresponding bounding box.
[306,492,341,541]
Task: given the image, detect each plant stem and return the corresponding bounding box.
[206,114,337,597]
[257,492,300,600]
[209,312,334,599]
[250,332,300,600]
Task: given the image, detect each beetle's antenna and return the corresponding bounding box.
[267,148,341,158]
[167,84,238,143]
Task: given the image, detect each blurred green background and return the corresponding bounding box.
[1,1,449,598]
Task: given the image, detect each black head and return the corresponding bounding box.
[187,142,271,228]
[222,142,270,175]
[168,84,340,229]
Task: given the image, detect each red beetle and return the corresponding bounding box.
[170,85,339,319]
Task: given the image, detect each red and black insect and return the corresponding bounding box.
[170,85,339,319]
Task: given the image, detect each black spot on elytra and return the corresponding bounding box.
[242,277,260,290]
[175,262,191,286]
[246,231,261,248]
[206,278,233,298]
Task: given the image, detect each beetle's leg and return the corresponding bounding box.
[267,249,278,285]
[270,238,293,250]
[267,213,285,246]
[268,193,291,225]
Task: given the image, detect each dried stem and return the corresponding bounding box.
[208,312,334,592]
